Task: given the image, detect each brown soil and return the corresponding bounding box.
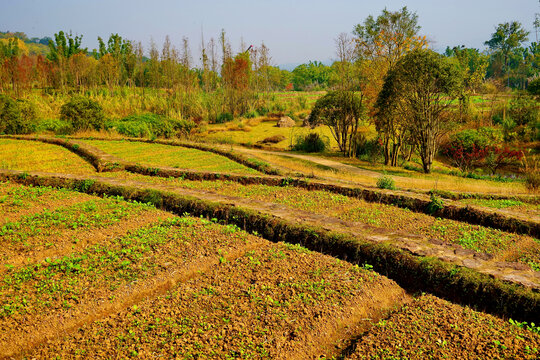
[0,182,93,226]
[0,198,153,260]
[0,209,172,273]
[28,242,408,359]
[0,217,268,358]
[348,294,540,360]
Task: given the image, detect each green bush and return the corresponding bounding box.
[376,175,396,190]
[527,78,540,95]
[35,118,73,135]
[292,132,328,153]
[426,193,444,214]
[508,95,539,126]
[354,133,383,163]
[60,96,105,132]
[105,113,195,139]
[215,112,233,124]
[0,96,36,134]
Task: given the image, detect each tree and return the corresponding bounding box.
[47,31,87,89]
[485,21,529,86]
[308,90,365,157]
[377,50,463,173]
[353,7,427,164]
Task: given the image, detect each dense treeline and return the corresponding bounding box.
[0,10,538,180]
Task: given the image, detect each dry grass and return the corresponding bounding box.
[0,139,96,174]
[203,121,337,149]
[82,139,260,175]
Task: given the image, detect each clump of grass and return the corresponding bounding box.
[377,175,396,190]
[426,193,444,214]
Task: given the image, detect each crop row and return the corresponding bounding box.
[27,242,404,359]
[101,172,540,270]
[349,294,540,359]
[0,195,153,255]
[0,215,265,357]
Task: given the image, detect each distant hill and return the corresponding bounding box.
[0,31,50,56]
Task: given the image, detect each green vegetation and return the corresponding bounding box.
[0,95,35,135]
[105,113,196,139]
[83,139,260,174]
[376,175,396,190]
[59,96,104,133]
[0,138,96,174]
[292,132,329,153]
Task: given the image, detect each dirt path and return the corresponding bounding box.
[237,147,385,179]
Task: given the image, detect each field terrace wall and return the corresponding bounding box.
[3,135,539,238]
[1,169,539,324]
[429,189,539,205]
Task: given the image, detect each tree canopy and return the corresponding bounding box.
[376,49,463,173]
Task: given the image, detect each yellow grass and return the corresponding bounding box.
[82,140,260,175]
[203,120,338,149]
[0,139,96,174]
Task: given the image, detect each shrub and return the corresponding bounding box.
[426,193,444,214]
[354,133,383,163]
[35,118,73,135]
[528,78,540,96]
[484,147,523,175]
[0,96,36,134]
[508,95,539,126]
[105,113,196,139]
[292,132,328,153]
[60,96,105,132]
[377,175,396,190]
[525,172,540,193]
[215,112,233,124]
[442,128,502,171]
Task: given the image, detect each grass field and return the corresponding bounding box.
[203,120,338,149]
[82,139,261,174]
[0,139,96,175]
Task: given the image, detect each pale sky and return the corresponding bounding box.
[1,0,538,67]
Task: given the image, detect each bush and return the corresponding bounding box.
[60,96,105,132]
[0,96,36,134]
[377,175,396,190]
[354,133,383,163]
[105,113,196,139]
[292,132,328,153]
[35,118,73,135]
[508,95,539,126]
[525,172,540,193]
[527,78,540,96]
[215,112,233,124]
[426,193,444,214]
[442,128,502,171]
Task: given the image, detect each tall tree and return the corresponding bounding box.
[308,90,366,157]
[485,21,529,86]
[353,7,427,165]
[377,50,463,173]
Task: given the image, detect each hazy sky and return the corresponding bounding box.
[1,0,539,66]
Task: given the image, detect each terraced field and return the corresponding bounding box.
[100,172,540,270]
[1,137,539,358]
[82,139,260,175]
[0,139,96,174]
